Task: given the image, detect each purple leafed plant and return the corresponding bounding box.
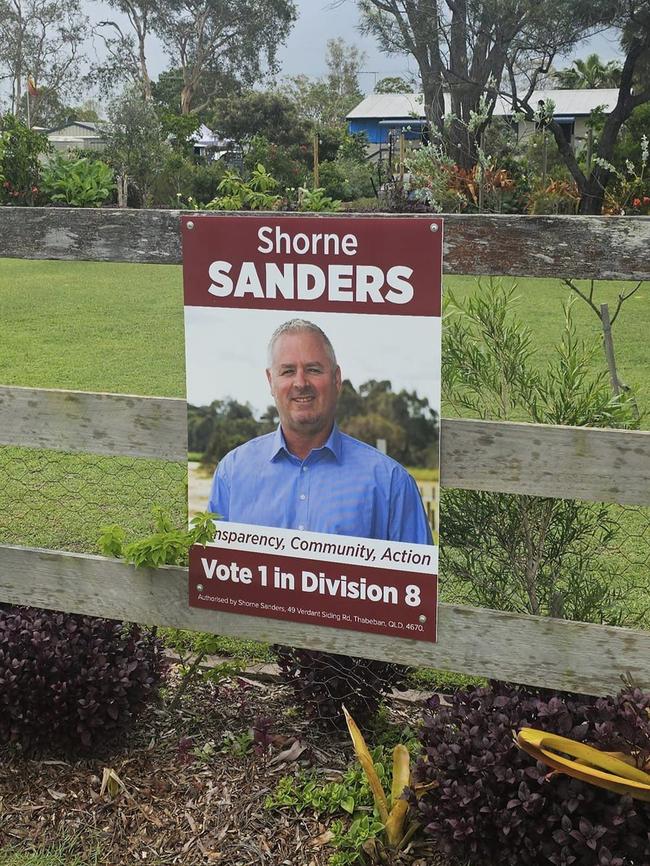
[410,682,650,865]
[0,605,166,754]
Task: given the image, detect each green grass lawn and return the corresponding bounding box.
[1,259,648,412]
[0,259,188,553]
[0,259,186,397]
[0,844,100,866]
[0,258,648,632]
[0,445,186,553]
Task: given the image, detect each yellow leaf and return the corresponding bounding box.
[385,744,411,847]
[517,728,650,802]
[390,744,411,807]
[99,767,126,800]
[413,779,438,798]
[342,705,389,824]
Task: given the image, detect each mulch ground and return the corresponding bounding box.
[0,673,448,866]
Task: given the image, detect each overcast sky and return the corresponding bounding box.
[84,0,623,97]
[0,2,623,110]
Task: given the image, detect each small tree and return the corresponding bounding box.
[104,86,168,206]
[441,280,642,625]
[212,90,308,148]
[284,37,366,127]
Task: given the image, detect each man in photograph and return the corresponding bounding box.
[208,318,432,544]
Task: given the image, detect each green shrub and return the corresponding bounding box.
[318,157,375,201]
[205,163,281,211]
[243,133,308,192]
[298,186,342,212]
[41,154,114,207]
[189,160,228,205]
[150,152,228,207]
[0,113,50,205]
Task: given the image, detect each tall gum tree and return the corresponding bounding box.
[151,0,296,115]
[92,0,157,100]
[357,0,599,168]
[508,1,650,214]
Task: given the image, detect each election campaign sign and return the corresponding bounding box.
[182,213,442,643]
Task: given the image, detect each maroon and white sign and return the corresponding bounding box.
[182,214,442,317]
[182,213,442,643]
[189,525,437,641]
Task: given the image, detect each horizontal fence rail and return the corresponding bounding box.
[2,210,649,697]
[1,543,649,696]
[1,208,649,280]
[0,386,186,461]
[2,386,650,506]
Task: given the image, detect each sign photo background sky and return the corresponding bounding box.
[184,307,441,419]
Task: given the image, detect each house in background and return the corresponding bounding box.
[346,93,428,147]
[347,89,619,155]
[511,89,619,145]
[38,120,233,162]
[40,121,106,153]
[190,124,234,161]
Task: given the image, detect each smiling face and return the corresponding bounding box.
[266,329,342,449]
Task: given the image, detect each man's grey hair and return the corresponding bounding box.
[267,319,337,368]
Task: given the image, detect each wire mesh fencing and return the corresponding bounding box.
[2,443,649,634]
[439,489,650,629]
[0,445,187,554]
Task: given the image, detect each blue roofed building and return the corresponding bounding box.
[346,93,429,147]
[347,90,620,155]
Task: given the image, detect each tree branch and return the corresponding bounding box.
[610,282,642,326]
[563,279,602,320]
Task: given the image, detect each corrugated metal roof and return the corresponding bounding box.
[509,89,619,115]
[346,89,619,120]
[346,93,425,119]
[45,121,105,136]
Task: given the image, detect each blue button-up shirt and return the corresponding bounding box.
[208,425,433,545]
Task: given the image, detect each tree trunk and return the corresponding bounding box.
[139,39,152,101]
[117,174,128,208]
[576,36,649,213]
[578,173,607,215]
[180,85,193,116]
[448,115,477,169]
[421,71,445,139]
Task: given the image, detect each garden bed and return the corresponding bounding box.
[0,671,446,866]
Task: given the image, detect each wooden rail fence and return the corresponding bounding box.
[1,208,649,697]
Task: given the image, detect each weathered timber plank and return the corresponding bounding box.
[2,386,650,506]
[1,544,648,696]
[440,418,650,507]
[0,207,182,265]
[1,208,648,280]
[0,386,186,461]
[442,213,650,280]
